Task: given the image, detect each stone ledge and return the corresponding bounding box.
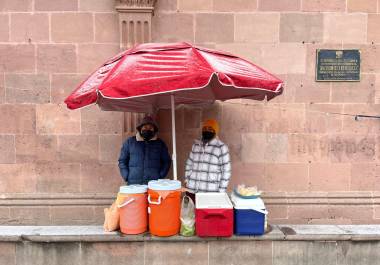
[1,192,379,206]
[1,225,380,243]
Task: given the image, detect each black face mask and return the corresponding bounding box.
[202,131,215,142]
[141,130,155,141]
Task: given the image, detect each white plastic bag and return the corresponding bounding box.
[180,195,195,236]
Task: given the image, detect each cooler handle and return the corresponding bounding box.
[204,213,226,219]
[117,198,135,208]
[148,194,162,205]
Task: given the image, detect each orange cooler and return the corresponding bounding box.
[117,185,148,235]
[147,180,182,236]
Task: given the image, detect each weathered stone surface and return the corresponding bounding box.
[304,104,343,133]
[265,163,309,191]
[213,0,257,11]
[0,135,15,163]
[34,0,77,11]
[263,104,305,133]
[195,13,234,43]
[78,44,120,74]
[95,13,119,43]
[81,106,123,134]
[235,13,279,43]
[0,0,32,11]
[36,104,80,134]
[0,14,9,41]
[286,74,330,103]
[221,103,263,133]
[152,13,194,43]
[0,164,36,193]
[81,162,122,193]
[280,13,323,43]
[273,241,338,265]
[309,163,350,191]
[16,242,80,265]
[302,0,346,11]
[15,135,57,163]
[51,13,93,43]
[178,0,212,11]
[146,242,208,265]
[342,104,380,134]
[287,134,330,163]
[368,14,380,44]
[329,206,374,223]
[9,207,50,225]
[348,0,377,12]
[242,133,266,162]
[230,162,266,189]
[331,74,375,103]
[99,135,123,163]
[209,241,272,265]
[324,14,367,44]
[288,205,329,221]
[260,43,306,74]
[155,0,177,10]
[0,243,15,265]
[0,104,35,134]
[79,0,115,11]
[50,207,95,225]
[0,44,35,72]
[58,135,99,162]
[5,74,50,104]
[329,135,377,163]
[10,13,49,42]
[351,163,380,191]
[82,242,144,265]
[242,133,288,163]
[259,0,300,11]
[35,162,81,193]
[37,44,76,73]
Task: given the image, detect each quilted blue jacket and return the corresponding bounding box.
[118,135,171,185]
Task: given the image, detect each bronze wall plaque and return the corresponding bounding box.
[316,49,360,81]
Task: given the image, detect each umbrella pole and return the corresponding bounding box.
[171,94,178,180]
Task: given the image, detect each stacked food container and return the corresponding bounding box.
[195,192,234,237]
[231,192,268,235]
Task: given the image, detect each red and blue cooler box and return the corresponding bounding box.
[195,193,233,237]
[231,193,268,235]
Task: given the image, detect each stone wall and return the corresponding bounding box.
[0,0,379,225]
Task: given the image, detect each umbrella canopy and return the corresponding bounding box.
[65,42,283,112]
[64,42,284,180]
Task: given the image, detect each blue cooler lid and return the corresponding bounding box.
[148,179,181,191]
[119,185,147,194]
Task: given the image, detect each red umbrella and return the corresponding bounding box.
[65,42,284,179]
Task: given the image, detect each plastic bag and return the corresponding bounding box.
[180,195,195,236]
[103,201,120,232]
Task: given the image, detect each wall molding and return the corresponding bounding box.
[0,192,379,207]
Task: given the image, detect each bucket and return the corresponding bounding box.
[147,179,182,236]
[117,185,148,235]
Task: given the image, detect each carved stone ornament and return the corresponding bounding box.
[115,0,157,12]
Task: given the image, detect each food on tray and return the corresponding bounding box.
[236,185,262,197]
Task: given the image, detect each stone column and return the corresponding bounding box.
[115,0,157,137]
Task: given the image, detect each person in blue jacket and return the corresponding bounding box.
[118,115,171,185]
